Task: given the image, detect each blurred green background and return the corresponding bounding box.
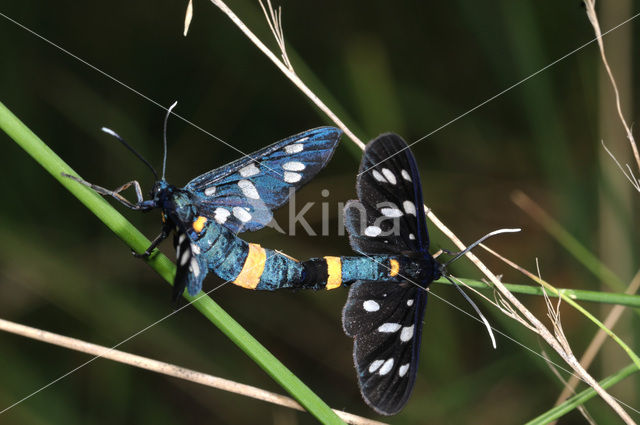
[1,1,639,424]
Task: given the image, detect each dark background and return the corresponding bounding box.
[1,1,639,424]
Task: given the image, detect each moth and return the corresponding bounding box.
[65,107,342,299]
[339,134,439,415]
[292,134,512,414]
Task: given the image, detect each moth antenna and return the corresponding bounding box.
[101,127,159,180]
[162,101,178,180]
[444,274,497,349]
[443,228,521,267]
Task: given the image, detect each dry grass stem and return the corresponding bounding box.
[602,140,640,191]
[552,269,640,413]
[584,0,640,182]
[494,288,538,332]
[258,0,293,71]
[207,1,635,421]
[208,0,365,149]
[482,244,637,423]
[184,0,194,37]
[541,350,597,425]
[427,212,631,423]
[0,318,386,425]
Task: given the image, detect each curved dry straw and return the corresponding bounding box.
[0,318,385,425]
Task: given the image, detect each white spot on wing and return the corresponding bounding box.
[239,163,259,177]
[403,200,416,215]
[282,161,305,171]
[364,226,382,237]
[363,300,380,312]
[401,169,412,182]
[407,299,414,307]
[180,250,190,266]
[178,234,186,244]
[204,186,216,196]
[283,171,302,183]
[190,257,200,277]
[368,360,384,373]
[381,168,397,184]
[372,170,387,183]
[214,208,231,224]
[378,323,401,333]
[191,243,200,255]
[238,179,260,199]
[409,233,416,240]
[233,207,252,223]
[400,325,414,342]
[285,143,304,154]
[379,358,394,375]
[398,363,410,377]
[381,207,403,217]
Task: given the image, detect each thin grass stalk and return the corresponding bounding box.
[525,363,639,425]
[0,99,345,425]
[482,244,640,370]
[434,278,640,308]
[209,0,364,150]
[0,318,384,425]
[552,270,640,417]
[592,2,637,420]
[430,206,635,423]
[585,0,640,176]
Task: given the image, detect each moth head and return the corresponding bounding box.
[150,180,173,201]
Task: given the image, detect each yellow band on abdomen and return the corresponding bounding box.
[234,243,267,289]
[324,256,342,290]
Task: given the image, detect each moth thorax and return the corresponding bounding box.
[171,191,198,223]
[404,256,440,288]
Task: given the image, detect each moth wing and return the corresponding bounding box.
[172,228,209,300]
[184,127,341,233]
[342,280,427,416]
[345,133,429,255]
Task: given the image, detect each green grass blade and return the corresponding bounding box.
[525,363,639,425]
[437,273,640,370]
[0,99,346,425]
[435,278,640,308]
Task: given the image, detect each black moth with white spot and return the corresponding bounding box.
[342,134,441,415]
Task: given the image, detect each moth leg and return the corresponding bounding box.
[62,173,147,210]
[133,225,171,258]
